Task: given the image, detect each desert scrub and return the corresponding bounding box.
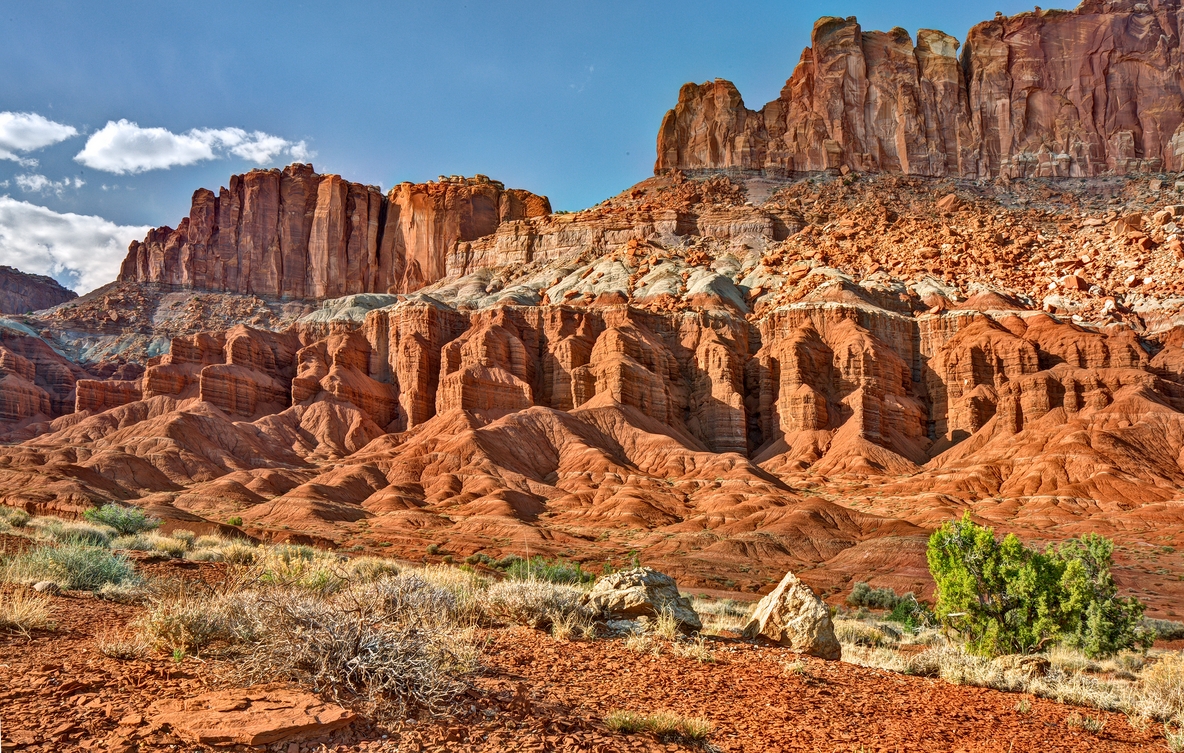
[480,578,589,629]
[501,555,593,585]
[82,503,160,535]
[138,589,238,655]
[254,544,344,591]
[0,506,30,528]
[29,517,113,547]
[0,587,54,634]
[1145,618,1184,641]
[412,564,488,623]
[345,556,401,582]
[604,710,712,742]
[5,543,136,590]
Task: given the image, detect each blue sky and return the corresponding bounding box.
[0,0,1035,292]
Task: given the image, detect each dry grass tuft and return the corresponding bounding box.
[97,630,150,660]
[0,588,53,634]
[624,631,661,656]
[346,556,402,582]
[834,618,900,648]
[672,636,714,663]
[1166,716,1184,753]
[550,607,595,642]
[137,586,242,656]
[649,607,681,640]
[1140,653,1184,720]
[690,596,750,636]
[604,710,712,741]
[1065,711,1106,733]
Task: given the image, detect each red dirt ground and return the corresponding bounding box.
[0,576,1167,753]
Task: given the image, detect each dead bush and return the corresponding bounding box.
[231,576,476,719]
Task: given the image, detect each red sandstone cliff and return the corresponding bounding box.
[656,1,1184,178]
[117,165,550,299]
[0,266,77,314]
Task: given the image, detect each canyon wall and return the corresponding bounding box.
[118,164,550,300]
[0,266,77,314]
[656,0,1184,178]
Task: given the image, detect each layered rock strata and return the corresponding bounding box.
[656,1,1184,178]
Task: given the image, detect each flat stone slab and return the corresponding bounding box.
[150,684,356,746]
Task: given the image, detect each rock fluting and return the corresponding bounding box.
[656,1,1184,179]
[0,266,77,314]
[118,165,550,299]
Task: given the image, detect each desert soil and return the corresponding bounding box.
[0,568,1161,752]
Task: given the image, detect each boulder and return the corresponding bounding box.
[582,567,702,633]
[149,685,355,746]
[742,570,841,660]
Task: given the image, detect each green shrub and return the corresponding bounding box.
[226,516,243,527]
[464,553,494,566]
[502,556,593,585]
[847,582,900,610]
[494,554,524,570]
[928,513,1148,658]
[886,594,935,630]
[83,504,160,535]
[6,544,136,591]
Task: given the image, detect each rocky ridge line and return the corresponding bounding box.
[118,165,550,300]
[656,0,1184,179]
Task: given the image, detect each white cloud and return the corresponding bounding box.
[15,174,84,196]
[0,112,79,166]
[0,196,149,293]
[75,120,314,174]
